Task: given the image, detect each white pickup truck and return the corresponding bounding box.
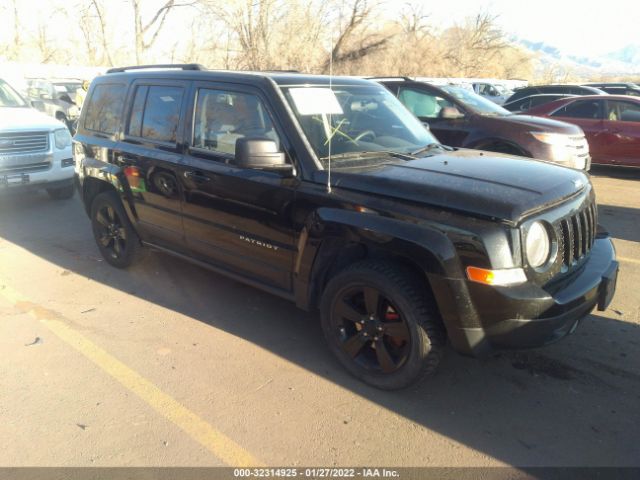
[0,78,74,199]
[472,81,513,105]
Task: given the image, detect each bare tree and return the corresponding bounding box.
[1,0,536,82]
[130,0,195,63]
[91,0,115,65]
[36,26,57,63]
[442,12,508,76]
[1,0,25,61]
[398,1,430,40]
[201,0,284,70]
[322,0,393,73]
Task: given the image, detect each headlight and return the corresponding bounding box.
[530,132,571,146]
[531,132,585,168]
[54,128,72,149]
[525,221,551,268]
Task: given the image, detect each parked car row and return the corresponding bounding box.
[65,65,618,389]
[24,78,83,130]
[380,78,640,168]
[0,77,75,199]
[503,82,640,114]
[527,95,640,167]
[372,77,591,170]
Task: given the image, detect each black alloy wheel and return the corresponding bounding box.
[90,190,142,268]
[95,204,127,259]
[321,260,445,390]
[331,285,411,374]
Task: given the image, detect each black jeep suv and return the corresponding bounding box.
[74,65,618,389]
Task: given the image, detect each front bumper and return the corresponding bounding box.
[531,143,591,171]
[0,140,74,192]
[433,235,618,356]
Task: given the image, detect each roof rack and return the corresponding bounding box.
[260,69,301,73]
[366,76,414,82]
[106,64,206,74]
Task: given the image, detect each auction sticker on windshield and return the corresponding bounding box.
[289,88,344,115]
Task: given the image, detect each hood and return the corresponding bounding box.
[485,113,583,135]
[325,149,589,223]
[0,107,62,131]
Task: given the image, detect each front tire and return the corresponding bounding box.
[320,260,446,390]
[90,190,142,268]
[46,184,75,200]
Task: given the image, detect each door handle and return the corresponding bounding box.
[184,170,211,182]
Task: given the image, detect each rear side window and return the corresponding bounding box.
[552,100,602,119]
[397,87,453,119]
[127,85,184,143]
[606,100,640,122]
[83,84,126,134]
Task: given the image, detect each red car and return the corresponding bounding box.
[527,95,640,167]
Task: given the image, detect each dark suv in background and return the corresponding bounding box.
[74,65,617,389]
[506,84,607,104]
[583,82,640,96]
[503,94,577,113]
[375,78,591,170]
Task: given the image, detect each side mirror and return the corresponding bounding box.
[30,100,44,110]
[440,107,464,119]
[39,93,51,100]
[235,138,293,175]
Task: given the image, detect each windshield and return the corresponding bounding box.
[494,84,511,95]
[282,84,437,166]
[441,86,510,116]
[0,80,28,107]
[54,82,82,95]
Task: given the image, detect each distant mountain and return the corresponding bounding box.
[604,44,640,66]
[510,37,640,77]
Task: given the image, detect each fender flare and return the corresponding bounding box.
[295,207,463,310]
[81,157,137,220]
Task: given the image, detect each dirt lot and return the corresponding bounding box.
[0,167,638,468]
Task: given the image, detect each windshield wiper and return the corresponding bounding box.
[410,143,453,156]
[322,150,416,161]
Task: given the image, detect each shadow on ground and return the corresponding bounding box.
[590,165,640,181]
[1,191,639,467]
[598,204,640,243]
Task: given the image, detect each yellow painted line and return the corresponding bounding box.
[0,282,261,467]
[618,256,640,265]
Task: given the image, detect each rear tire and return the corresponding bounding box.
[320,260,446,390]
[90,190,142,268]
[46,184,75,200]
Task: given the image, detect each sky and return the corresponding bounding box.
[387,0,640,57]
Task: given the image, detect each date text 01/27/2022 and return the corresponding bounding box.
[233,468,400,478]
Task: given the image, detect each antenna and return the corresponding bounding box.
[326,24,334,193]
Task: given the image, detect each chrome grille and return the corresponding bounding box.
[0,162,50,175]
[0,132,49,154]
[558,201,597,267]
[568,135,590,169]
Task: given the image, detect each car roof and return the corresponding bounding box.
[561,94,640,101]
[514,93,577,98]
[528,94,640,113]
[98,68,374,87]
[503,93,576,103]
[584,82,639,88]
